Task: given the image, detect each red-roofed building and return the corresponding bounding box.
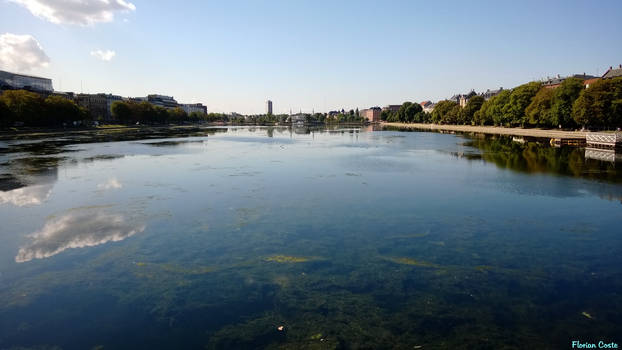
[360,107,381,123]
[583,78,600,89]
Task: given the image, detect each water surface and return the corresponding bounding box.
[1,126,621,349]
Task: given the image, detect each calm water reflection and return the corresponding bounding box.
[0,126,621,349]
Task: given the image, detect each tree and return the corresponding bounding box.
[380,109,392,121]
[431,100,458,124]
[488,90,512,126]
[525,88,554,127]
[153,106,169,124]
[405,102,423,123]
[0,98,12,126]
[189,111,205,120]
[0,90,45,126]
[573,77,622,128]
[111,101,133,124]
[502,82,541,126]
[461,95,485,125]
[44,96,85,126]
[418,111,432,123]
[135,102,155,123]
[551,78,583,127]
[168,107,188,123]
[474,99,491,125]
[443,104,462,124]
[396,102,411,122]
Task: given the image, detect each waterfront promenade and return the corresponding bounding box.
[383,122,588,139]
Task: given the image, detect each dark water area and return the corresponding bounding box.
[0,126,621,349]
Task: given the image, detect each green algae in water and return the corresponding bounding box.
[475,265,494,272]
[134,261,213,275]
[309,333,323,340]
[384,257,440,268]
[2,127,622,349]
[265,255,312,263]
[388,232,430,239]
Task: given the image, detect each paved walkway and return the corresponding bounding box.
[383,123,587,139]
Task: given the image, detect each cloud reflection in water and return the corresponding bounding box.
[0,184,53,207]
[16,209,145,263]
[97,177,123,190]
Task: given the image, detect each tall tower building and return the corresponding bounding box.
[266,100,273,115]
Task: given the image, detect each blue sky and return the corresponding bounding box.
[1,0,621,114]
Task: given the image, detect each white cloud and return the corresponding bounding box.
[15,209,145,263]
[0,33,50,72]
[97,177,122,189]
[90,49,116,61]
[9,0,136,26]
[0,184,53,207]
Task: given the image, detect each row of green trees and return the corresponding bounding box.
[430,77,622,128]
[431,96,487,125]
[0,90,87,127]
[225,112,365,125]
[0,90,224,128]
[325,110,365,123]
[0,89,367,127]
[246,110,365,124]
[110,100,210,124]
[381,102,432,123]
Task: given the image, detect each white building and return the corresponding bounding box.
[180,103,207,115]
[0,70,53,92]
[147,94,178,108]
[290,113,306,123]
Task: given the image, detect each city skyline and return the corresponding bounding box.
[1,0,621,114]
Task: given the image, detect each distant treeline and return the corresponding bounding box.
[0,90,365,128]
[0,90,229,127]
[4,77,619,129]
[240,111,365,124]
[0,90,87,127]
[111,100,208,124]
[381,102,432,123]
[388,77,621,129]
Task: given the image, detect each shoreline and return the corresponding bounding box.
[0,123,367,141]
[2,122,616,142]
[382,122,591,139]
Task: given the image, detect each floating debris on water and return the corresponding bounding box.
[581,311,593,319]
[475,265,493,272]
[133,262,212,274]
[389,232,430,239]
[265,255,311,263]
[384,257,440,268]
[310,333,322,340]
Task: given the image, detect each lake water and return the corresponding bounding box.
[1,126,621,349]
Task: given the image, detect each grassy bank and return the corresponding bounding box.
[382,122,592,139]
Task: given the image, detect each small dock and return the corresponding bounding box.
[585,132,622,149]
[550,137,586,147]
